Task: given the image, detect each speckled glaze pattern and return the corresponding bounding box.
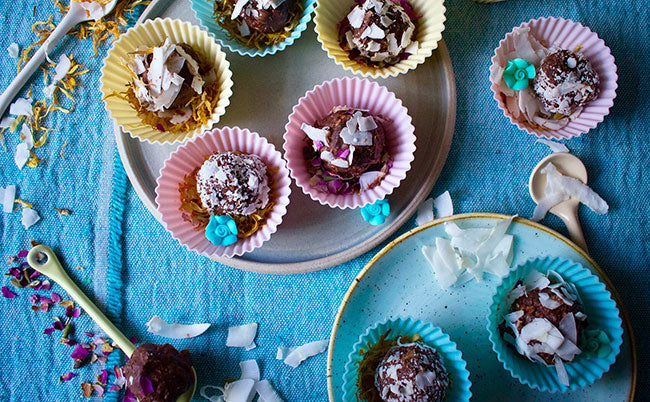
[327,214,635,401]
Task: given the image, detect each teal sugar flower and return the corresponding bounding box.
[361,199,390,225]
[582,329,612,359]
[206,215,238,247]
[503,58,535,90]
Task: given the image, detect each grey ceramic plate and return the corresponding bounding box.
[114,0,456,273]
[327,214,636,401]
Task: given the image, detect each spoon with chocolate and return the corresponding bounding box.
[27,245,196,402]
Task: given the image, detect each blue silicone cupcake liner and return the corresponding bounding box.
[487,256,623,392]
[343,317,472,401]
[190,0,316,57]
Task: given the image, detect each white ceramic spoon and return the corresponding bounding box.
[27,245,196,402]
[0,0,117,117]
[529,152,589,254]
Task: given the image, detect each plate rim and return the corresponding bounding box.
[326,212,637,401]
[113,0,458,274]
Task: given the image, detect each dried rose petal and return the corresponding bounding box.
[61,338,76,347]
[129,336,137,345]
[17,250,28,258]
[53,320,65,331]
[30,294,40,304]
[108,385,121,392]
[123,389,137,402]
[70,344,90,360]
[83,331,94,337]
[140,376,154,396]
[99,369,108,385]
[51,292,61,303]
[1,286,16,299]
[81,382,93,398]
[29,269,40,279]
[9,268,21,279]
[96,355,108,364]
[44,327,55,335]
[60,372,76,382]
[92,384,105,396]
[101,343,114,355]
[40,297,52,305]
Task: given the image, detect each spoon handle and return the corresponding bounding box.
[0,6,85,117]
[27,245,136,357]
[560,210,589,255]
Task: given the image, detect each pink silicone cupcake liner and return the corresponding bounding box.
[283,77,416,209]
[490,17,618,140]
[155,127,291,259]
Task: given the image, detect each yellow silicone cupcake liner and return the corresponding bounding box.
[100,18,234,144]
[314,0,446,78]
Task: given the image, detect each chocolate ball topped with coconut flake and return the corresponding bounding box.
[127,38,215,124]
[533,49,600,116]
[123,343,194,402]
[341,0,418,66]
[302,107,386,178]
[196,152,270,216]
[231,0,294,35]
[502,270,587,370]
[375,342,449,402]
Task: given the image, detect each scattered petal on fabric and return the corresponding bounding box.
[1,286,16,299]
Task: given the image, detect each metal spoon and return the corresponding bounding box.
[529,152,589,253]
[27,245,196,402]
[0,0,117,117]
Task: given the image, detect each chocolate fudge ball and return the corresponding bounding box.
[343,0,417,66]
[123,343,194,402]
[533,49,600,116]
[196,152,270,216]
[504,272,587,365]
[308,107,386,177]
[375,342,449,402]
[236,0,294,34]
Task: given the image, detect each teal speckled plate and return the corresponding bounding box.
[190,0,316,57]
[327,213,636,401]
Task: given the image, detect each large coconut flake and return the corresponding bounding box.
[283,339,328,368]
[226,323,258,348]
[7,43,19,58]
[9,98,33,117]
[532,162,608,222]
[301,123,329,145]
[423,217,515,288]
[145,315,210,339]
[415,198,434,226]
[536,139,569,153]
[239,360,260,382]
[21,207,40,229]
[1,185,16,213]
[255,380,284,402]
[14,142,30,169]
[359,171,384,192]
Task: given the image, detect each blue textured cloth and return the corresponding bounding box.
[0,0,648,401]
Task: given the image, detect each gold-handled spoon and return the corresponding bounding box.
[27,245,196,401]
[529,152,589,254]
